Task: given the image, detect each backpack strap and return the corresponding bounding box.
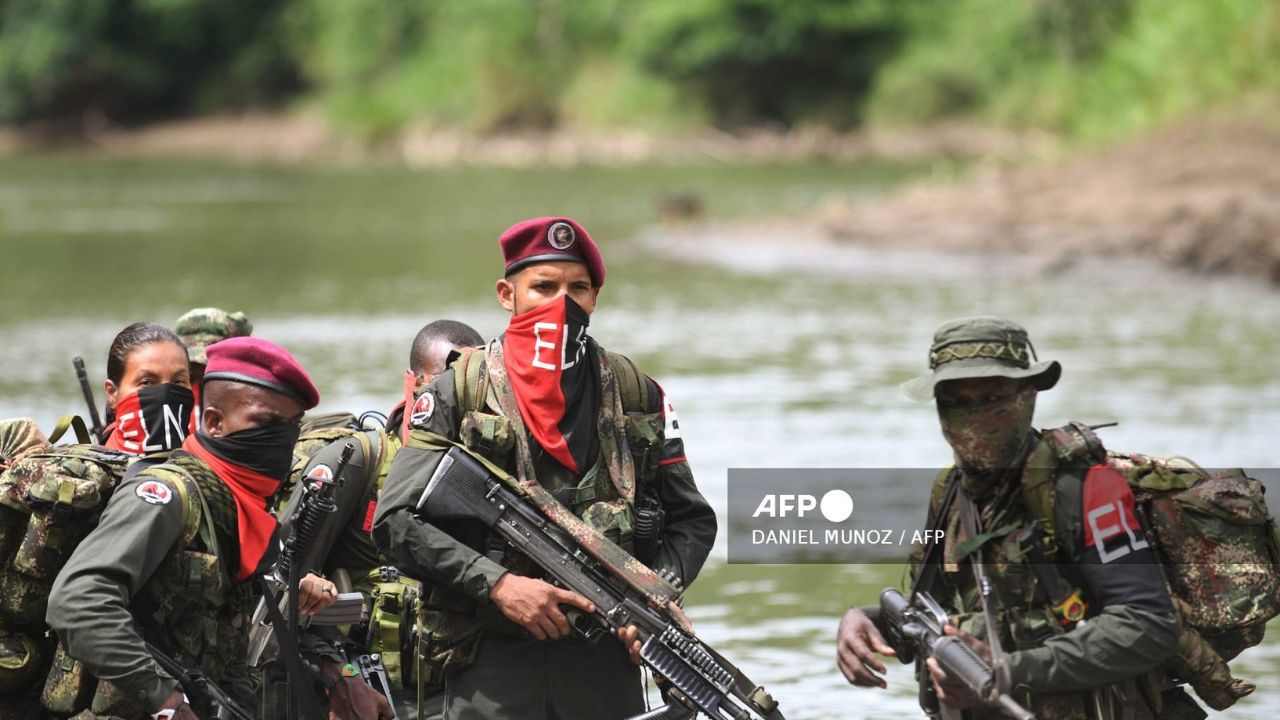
[453,346,489,415]
[604,351,651,414]
[48,415,91,445]
[1019,422,1108,558]
[142,462,218,554]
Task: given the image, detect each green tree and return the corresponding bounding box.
[629,0,918,129]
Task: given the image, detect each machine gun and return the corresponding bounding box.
[145,642,253,720]
[72,356,105,444]
[879,588,1034,720]
[416,445,785,720]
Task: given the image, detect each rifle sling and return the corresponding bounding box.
[258,575,327,720]
[911,471,959,601]
[956,487,1011,682]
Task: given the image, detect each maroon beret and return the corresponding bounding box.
[500,217,605,287]
[203,337,320,410]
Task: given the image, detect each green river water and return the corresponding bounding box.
[1,156,1277,718]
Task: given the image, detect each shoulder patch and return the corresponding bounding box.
[1083,464,1149,562]
[307,463,334,482]
[135,479,174,505]
[410,392,436,428]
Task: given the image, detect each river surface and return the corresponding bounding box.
[1,156,1277,718]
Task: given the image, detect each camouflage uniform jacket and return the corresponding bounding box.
[373,337,716,629]
[909,432,1181,719]
[46,453,254,717]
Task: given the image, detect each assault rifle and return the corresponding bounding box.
[72,356,105,444]
[416,446,786,720]
[145,642,253,720]
[249,443,365,720]
[879,588,1034,720]
[248,443,367,666]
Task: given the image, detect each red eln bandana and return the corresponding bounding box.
[182,433,280,582]
[503,296,597,474]
[104,384,195,455]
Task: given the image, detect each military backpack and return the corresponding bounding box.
[0,417,222,711]
[1021,422,1280,710]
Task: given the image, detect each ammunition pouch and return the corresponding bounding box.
[366,567,422,691]
[416,589,485,688]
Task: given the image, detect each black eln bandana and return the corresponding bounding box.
[104,384,195,455]
[196,420,301,481]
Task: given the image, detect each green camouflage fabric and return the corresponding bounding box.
[937,386,1037,499]
[42,454,251,718]
[0,418,50,473]
[174,307,253,365]
[0,446,132,628]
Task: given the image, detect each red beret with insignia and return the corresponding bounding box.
[203,337,320,410]
[500,216,605,287]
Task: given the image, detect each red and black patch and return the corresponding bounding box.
[1083,464,1150,563]
[410,391,436,429]
[135,480,173,505]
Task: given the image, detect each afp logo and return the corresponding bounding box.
[752,490,854,522]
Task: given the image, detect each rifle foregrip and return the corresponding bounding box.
[932,635,994,700]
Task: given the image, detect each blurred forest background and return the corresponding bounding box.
[2,0,1276,143]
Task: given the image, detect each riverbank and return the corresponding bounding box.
[645,116,1280,287]
[817,117,1280,285]
[0,113,1051,167]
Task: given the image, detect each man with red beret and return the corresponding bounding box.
[375,217,717,719]
[47,337,384,719]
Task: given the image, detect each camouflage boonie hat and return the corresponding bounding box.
[901,316,1060,402]
[174,307,253,365]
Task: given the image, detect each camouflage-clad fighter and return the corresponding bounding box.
[837,317,1198,720]
[1,323,196,717]
[373,217,717,719]
[45,337,346,719]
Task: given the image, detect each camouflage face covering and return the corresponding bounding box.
[938,387,1036,497]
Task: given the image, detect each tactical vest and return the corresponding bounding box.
[413,342,665,684]
[284,418,419,691]
[40,454,251,718]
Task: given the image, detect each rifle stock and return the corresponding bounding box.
[417,445,785,720]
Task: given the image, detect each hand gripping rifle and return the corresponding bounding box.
[416,446,786,720]
[879,588,1033,720]
[145,642,253,720]
[72,356,105,444]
